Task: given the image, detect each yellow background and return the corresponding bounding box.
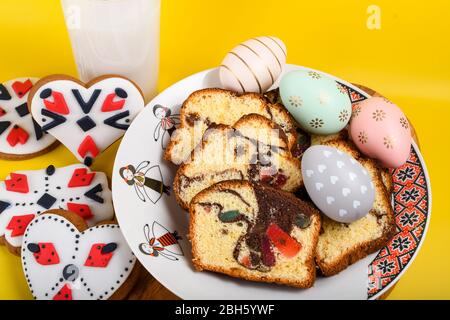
[0,0,449,299]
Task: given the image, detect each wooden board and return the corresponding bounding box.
[126,85,419,300]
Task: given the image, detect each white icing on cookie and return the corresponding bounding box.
[0,164,113,248]
[30,77,145,165]
[0,78,56,156]
[21,213,136,300]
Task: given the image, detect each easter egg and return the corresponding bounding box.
[349,97,412,168]
[302,145,375,223]
[219,36,287,93]
[279,70,352,135]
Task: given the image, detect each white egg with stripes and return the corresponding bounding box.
[219,36,287,93]
[301,145,375,223]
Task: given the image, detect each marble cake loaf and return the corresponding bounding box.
[313,138,396,276]
[189,180,321,288]
[164,88,298,165]
[173,114,302,209]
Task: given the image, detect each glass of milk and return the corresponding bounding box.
[61,0,160,102]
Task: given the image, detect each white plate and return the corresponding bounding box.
[112,65,431,300]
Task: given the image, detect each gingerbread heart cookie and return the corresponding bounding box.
[0,164,113,254]
[21,210,139,300]
[29,75,145,166]
[0,78,58,159]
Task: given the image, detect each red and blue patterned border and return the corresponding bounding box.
[336,81,431,299]
[368,144,430,298]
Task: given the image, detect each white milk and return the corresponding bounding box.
[61,0,160,102]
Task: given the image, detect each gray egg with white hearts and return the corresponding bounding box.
[301,145,375,223]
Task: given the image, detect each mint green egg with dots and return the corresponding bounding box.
[279,70,352,135]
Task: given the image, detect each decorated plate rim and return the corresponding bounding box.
[369,139,431,300]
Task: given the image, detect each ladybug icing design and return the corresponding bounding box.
[29,75,145,166]
[0,164,113,251]
[0,78,57,157]
[21,212,136,300]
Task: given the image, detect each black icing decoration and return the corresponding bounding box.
[37,193,57,209]
[0,84,12,101]
[76,115,97,132]
[27,243,40,253]
[62,264,79,282]
[0,200,10,214]
[84,183,104,204]
[15,103,30,117]
[41,109,66,131]
[46,165,56,176]
[32,119,44,141]
[101,243,118,254]
[104,110,130,130]
[72,89,101,114]
[84,157,93,167]
[115,88,128,99]
[0,121,11,136]
[40,88,52,99]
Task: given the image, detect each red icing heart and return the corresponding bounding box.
[6,125,29,146]
[12,79,33,98]
[53,284,72,300]
[67,203,93,220]
[32,242,60,265]
[44,91,70,115]
[5,173,29,193]
[101,93,125,112]
[68,167,96,188]
[84,243,114,268]
[6,214,35,237]
[77,135,99,159]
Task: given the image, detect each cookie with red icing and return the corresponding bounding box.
[28,75,145,166]
[0,78,58,159]
[0,164,113,255]
[21,210,139,300]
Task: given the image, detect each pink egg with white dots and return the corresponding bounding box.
[349,97,412,168]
